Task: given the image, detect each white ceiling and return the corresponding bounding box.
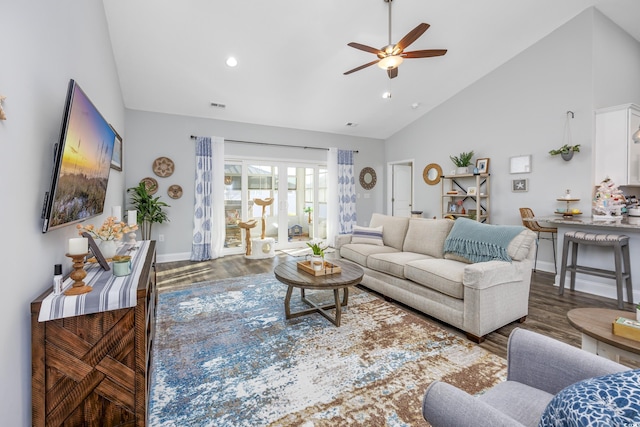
[103,0,640,140]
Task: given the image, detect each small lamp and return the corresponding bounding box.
[632,125,640,144]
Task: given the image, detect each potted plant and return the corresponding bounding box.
[304,206,313,224]
[127,182,170,240]
[549,144,580,161]
[450,151,474,174]
[306,242,326,271]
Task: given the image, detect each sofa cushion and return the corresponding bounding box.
[443,218,526,263]
[404,258,467,299]
[340,243,399,267]
[539,369,640,427]
[403,218,455,258]
[367,251,433,278]
[370,213,410,251]
[351,225,384,245]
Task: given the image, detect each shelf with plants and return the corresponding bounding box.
[441,173,490,223]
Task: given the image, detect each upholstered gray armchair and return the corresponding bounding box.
[423,328,629,427]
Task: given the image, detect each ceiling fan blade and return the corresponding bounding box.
[387,67,398,79]
[347,42,383,55]
[401,49,447,58]
[396,23,430,52]
[343,59,381,75]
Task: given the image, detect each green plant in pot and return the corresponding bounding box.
[306,242,326,257]
[549,144,580,161]
[450,151,474,174]
[127,182,170,240]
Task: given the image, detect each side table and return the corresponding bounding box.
[567,307,640,364]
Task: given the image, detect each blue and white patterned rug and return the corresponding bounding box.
[149,273,506,426]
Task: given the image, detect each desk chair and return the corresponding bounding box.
[519,208,557,273]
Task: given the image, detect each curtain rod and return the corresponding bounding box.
[189,135,358,153]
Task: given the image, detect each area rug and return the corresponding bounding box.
[149,273,507,426]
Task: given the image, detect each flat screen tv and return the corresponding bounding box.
[42,79,116,233]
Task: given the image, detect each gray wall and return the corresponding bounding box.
[1,1,125,423]
[124,110,384,258]
[384,9,640,271]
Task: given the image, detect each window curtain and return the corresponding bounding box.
[327,148,357,246]
[191,136,225,261]
[338,149,357,234]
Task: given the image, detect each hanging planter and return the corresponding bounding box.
[550,111,580,161]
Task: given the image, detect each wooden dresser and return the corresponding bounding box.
[31,241,157,426]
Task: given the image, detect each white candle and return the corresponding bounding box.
[68,237,88,255]
[111,206,122,222]
[127,210,137,226]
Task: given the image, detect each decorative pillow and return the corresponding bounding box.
[538,369,640,427]
[351,225,384,246]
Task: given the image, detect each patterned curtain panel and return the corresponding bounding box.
[326,148,338,246]
[191,136,225,261]
[338,149,357,234]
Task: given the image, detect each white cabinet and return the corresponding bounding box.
[595,103,640,186]
[441,173,490,223]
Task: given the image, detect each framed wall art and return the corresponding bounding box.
[510,155,531,174]
[110,125,123,171]
[476,158,490,174]
[512,178,528,192]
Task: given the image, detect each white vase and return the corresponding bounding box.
[99,239,118,259]
[456,166,469,175]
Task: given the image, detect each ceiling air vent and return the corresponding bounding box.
[210,102,227,109]
[345,122,359,127]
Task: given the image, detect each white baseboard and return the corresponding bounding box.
[156,252,192,263]
[552,274,639,304]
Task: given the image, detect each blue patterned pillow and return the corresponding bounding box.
[539,369,640,427]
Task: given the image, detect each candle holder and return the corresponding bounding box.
[64,253,92,295]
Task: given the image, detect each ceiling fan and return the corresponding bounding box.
[344,0,447,79]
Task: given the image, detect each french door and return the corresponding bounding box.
[223,160,327,254]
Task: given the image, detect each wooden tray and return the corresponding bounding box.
[297,260,342,276]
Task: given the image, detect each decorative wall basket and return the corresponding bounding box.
[153,157,175,177]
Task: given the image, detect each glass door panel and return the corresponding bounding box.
[223,163,242,249]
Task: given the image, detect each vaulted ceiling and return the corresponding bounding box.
[103,0,640,139]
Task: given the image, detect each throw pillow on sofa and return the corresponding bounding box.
[351,225,384,245]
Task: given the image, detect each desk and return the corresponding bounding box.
[540,216,640,303]
[567,307,640,364]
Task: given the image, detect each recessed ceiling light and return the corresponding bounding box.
[226,57,238,67]
[411,102,421,109]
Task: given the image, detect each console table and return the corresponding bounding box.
[31,241,156,426]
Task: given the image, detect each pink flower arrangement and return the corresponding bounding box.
[77,216,138,241]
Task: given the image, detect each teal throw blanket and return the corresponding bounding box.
[444,218,525,263]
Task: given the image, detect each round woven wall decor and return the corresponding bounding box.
[140,177,158,195]
[167,184,183,199]
[153,156,175,177]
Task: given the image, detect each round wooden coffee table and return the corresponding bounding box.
[567,307,640,363]
[274,260,364,327]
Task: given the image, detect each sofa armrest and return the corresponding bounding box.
[507,328,628,395]
[463,260,526,290]
[334,234,352,250]
[423,381,523,427]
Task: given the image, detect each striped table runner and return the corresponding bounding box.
[38,240,150,322]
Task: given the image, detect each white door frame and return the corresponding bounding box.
[386,159,414,216]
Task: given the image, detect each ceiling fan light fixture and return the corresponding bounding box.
[378,55,403,70]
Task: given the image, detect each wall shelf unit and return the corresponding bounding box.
[441,173,490,223]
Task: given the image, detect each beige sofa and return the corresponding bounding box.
[335,214,537,342]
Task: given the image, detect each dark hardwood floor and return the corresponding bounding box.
[157,252,638,367]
